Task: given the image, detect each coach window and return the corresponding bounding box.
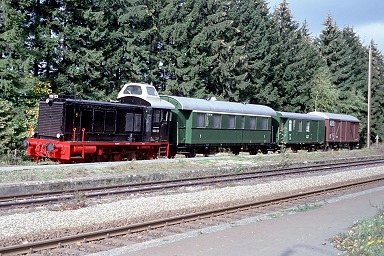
[306,121,310,132]
[197,113,206,128]
[241,116,245,129]
[261,117,268,130]
[228,115,235,129]
[288,120,293,132]
[213,114,221,128]
[298,120,303,132]
[250,117,256,130]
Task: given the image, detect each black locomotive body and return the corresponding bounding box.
[25,83,174,163]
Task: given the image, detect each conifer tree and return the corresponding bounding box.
[317,16,350,92]
[0,0,31,102]
[53,0,108,99]
[370,41,384,143]
[341,27,368,93]
[273,0,315,112]
[106,1,159,91]
[232,0,279,106]
[290,22,325,112]
[204,0,240,100]
[159,0,211,97]
[317,16,366,118]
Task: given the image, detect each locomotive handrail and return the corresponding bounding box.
[82,128,85,159]
[72,128,76,141]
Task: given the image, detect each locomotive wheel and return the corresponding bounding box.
[113,153,122,161]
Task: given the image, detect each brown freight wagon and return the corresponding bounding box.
[308,112,360,149]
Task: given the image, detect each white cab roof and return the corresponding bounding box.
[117,83,174,109]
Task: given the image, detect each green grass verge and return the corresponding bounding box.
[332,208,384,255]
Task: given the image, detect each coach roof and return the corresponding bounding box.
[278,111,325,121]
[308,112,360,122]
[162,96,276,116]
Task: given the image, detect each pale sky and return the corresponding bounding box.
[268,0,384,52]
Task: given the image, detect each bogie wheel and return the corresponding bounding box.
[249,149,258,155]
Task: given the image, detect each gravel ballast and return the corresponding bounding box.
[0,166,383,242]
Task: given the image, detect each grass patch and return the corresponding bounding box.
[292,202,325,213]
[267,212,285,219]
[332,207,384,255]
[267,202,325,219]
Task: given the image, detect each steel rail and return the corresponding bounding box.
[1,159,384,209]
[0,176,383,255]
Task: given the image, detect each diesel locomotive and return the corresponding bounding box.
[24,83,360,163]
[25,83,174,163]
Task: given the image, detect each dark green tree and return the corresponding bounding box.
[53,0,109,99]
[0,0,31,102]
[232,0,279,106]
[317,16,348,89]
[158,0,211,97]
[160,0,239,99]
[101,0,153,95]
[290,21,326,112]
[272,0,319,112]
[341,27,368,93]
[317,16,367,116]
[370,41,384,143]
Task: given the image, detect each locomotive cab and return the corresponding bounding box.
[117,83,175,142]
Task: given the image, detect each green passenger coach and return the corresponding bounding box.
[160,96,277,157]
[273,112,326,152]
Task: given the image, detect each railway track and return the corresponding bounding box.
[1,158,384,209]
[0,175,383,255]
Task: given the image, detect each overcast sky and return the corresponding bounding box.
[267,0,384,52]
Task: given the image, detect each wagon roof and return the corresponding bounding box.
[278,111,325,121]
[163,96,276,116]
[307,111,360,122]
